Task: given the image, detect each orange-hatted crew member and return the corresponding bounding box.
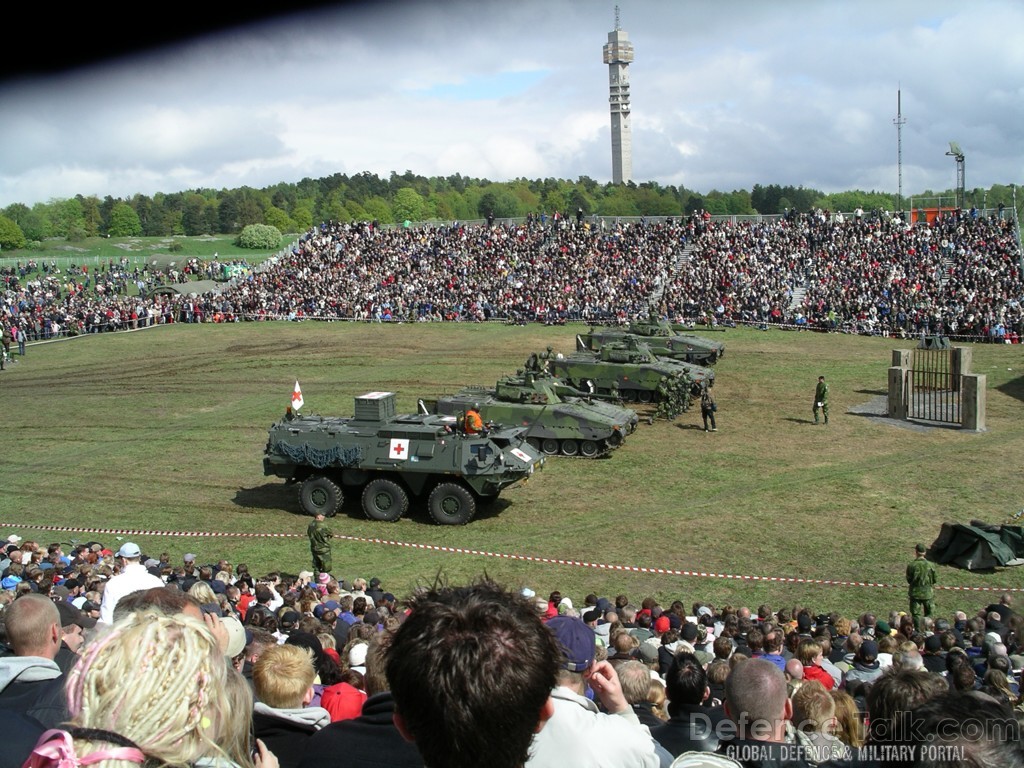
[463,406,484,435]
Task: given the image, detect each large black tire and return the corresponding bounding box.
[361,478,409,522]
[299,476,342,517]
[428,483,476,525]
[638,390,653,403]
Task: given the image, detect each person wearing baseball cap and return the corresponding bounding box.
[528,615,668,767]
[97,542,163,625]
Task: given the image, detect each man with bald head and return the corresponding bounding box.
[0,593,70,727]
[714,658,815,767]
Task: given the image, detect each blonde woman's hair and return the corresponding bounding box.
[648,677,669,721]
[829,689,864,747]
[188,581,218,608]
[65,610,231,768]
[217,667,257,768]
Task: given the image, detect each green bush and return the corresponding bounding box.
[0,215,27,250]
[236,224,283,249]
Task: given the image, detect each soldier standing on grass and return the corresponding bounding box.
[700,384,717,432]
[308,513,333,577]
[812,375,829,425]
[650,377,672,424]
[1,326,11,367]
[907,543,937,630]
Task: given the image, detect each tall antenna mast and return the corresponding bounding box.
[603,7,634,184]
[893,87,906,213]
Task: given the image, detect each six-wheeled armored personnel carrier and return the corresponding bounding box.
[264,391,544,524]
[427,371,639,458]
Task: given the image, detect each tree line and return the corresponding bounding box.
[0,169,1016,250]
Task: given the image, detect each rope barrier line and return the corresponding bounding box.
[5,523,1022,593]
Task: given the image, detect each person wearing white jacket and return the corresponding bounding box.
[527,616,671,768]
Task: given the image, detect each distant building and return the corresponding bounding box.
[602,8,634,185]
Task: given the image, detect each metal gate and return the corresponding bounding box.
[905,349,962,424]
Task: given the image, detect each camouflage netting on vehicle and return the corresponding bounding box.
[275,442,363,469]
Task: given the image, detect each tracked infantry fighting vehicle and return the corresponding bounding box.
[427,371,639,458]
[581,320,725,365]
[264,391,544,525]
[550,338,713,402]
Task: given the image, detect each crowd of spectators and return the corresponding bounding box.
[662,207,1023,341]
[1,209,1020,347]
[3,533,1024,768]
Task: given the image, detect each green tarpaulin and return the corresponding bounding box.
[928,520,1024,571]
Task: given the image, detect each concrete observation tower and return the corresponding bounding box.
[602,7,634,185]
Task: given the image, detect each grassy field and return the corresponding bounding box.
[2,322,1022,620]
[0,234,288,271]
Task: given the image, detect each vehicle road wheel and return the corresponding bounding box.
[428,483,476,525]
[526,437,541,451]
[580,439,600,457]
[541,438,560,455]
[622,390,637,403]
[299,476,343,517]
[361,478,409,522]
[560,439,579,456]
[638,390,653,403]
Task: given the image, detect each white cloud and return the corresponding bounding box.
[0,0,1021,208]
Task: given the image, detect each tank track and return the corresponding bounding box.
[525,436,617,459]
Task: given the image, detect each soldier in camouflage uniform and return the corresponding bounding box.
[308,513,333,576]
[538,345,555,373]
[650,376,673,423]
[673,370,692,412]
[907,543,937,630]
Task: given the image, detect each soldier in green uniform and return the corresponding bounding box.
[308,512,333,576]
[813,375,830,424]
[674,370,692,412]
[907,543,937,630]
[650,376,672,423]
[538,345,555,373]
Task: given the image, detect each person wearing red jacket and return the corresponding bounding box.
[797,639,834,690]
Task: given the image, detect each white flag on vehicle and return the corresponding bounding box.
[292,381,304,411]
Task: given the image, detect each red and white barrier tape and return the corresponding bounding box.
[5,523,1022,592]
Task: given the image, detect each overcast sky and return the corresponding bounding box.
[1,0,1021,209]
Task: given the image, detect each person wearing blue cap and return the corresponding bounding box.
[527,615,670,768]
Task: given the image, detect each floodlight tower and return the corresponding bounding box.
[603,6,634,185]
[946,141,965,210]
[893,88,906,212]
